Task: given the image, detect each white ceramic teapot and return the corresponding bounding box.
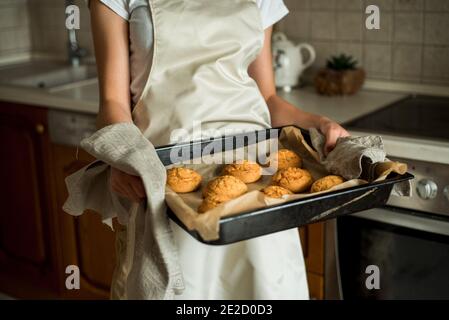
[272,32,316,92]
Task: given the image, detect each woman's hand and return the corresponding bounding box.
[318,117,350,155]
[110,167,146,202]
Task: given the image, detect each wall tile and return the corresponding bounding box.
[424,13,449,45]
[393,13,423,44]
[0,0,27,7]
[282,10,309,40]
[365,12,393,42]
[284,0,309,11]
[422,46,449,80]
[0,5,29,28]
[310,0,335,10]
[310,12,336,40]
[425,0,449,11]
[337,0,364,11]
[394,0,424,11]
[364,43,392,78]
[392,45,422,80]
[364,0,394,11]
[337,12,363,41]
[0,30,16,51]
[0,0,31,59]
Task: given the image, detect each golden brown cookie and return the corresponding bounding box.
[202,175,248,202]
[310,175,345,193]
[271,167,313,193]
[262,185,293,199]
[268,149,302,170]
[221,160,262,183]
[166,167,202,193]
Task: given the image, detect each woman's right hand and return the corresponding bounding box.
[110,167,146,202]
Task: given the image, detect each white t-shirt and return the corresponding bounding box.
[89,0,289,105]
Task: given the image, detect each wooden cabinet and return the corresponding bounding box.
[51,144,116,299]
[0,102,116,299]
[0,103,59,298]
[299,222,325,300]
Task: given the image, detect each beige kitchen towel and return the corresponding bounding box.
[63,122,184,300]
[309,127,411,196]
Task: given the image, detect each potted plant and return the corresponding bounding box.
[314,54,365,96]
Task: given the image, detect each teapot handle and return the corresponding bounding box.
[297,43,316,69]
[272,32,288,42]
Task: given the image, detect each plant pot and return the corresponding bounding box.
[314,68,366,96]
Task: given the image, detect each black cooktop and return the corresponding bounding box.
[344,95,449,142]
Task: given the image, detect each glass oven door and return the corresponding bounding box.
[337,207,449,299]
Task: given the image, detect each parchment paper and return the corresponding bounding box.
[165,126,408,241]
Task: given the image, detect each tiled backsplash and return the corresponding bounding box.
[1,0,448,88]
[28,0,93,61]
[278,0,449,86]
[0,0,31,62]
[0,0,93,64]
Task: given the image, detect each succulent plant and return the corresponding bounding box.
[326,54,358,71]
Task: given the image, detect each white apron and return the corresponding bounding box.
[113,0,309,299]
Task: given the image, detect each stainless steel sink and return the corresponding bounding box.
[0,61,97,90]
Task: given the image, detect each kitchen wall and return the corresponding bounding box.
[28,0,93,61]
[0,0,32,63]
[278,0,449,86]
[0,0,93,64]
[1,0,448,88]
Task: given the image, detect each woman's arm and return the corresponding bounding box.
[249,27,349,154]
[89,0,145,202]
[90,0,132,128]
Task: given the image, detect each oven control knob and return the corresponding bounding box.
[416,179,438,200]
[444,186,449,202]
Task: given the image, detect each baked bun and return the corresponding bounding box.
[198,196,221,213]
[199,176,248,213]
[271,167,313,193]
[166,167,202,193]
[222,160,262,183]
[262,185,293,199]
[310,175,345,193]
[268,149,302,170]
[202,175,248,202]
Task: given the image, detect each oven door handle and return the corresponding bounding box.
[353,208,449,237]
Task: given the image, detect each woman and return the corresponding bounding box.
[88,0,349,299]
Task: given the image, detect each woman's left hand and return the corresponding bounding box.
[318,117,350,155]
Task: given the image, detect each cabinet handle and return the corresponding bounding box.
[36,123,45,135]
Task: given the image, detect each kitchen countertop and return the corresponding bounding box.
[0,79,99,114]
[0,76,406,123]
[277,86,406,124]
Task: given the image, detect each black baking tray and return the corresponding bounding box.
[155,126,414,245]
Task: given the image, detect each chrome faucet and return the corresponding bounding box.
[66,0,87,67]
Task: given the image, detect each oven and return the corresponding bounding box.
[337,208,449,299]
[330,95,449,300]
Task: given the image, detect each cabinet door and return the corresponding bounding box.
[299,222,324,275]
[51,144,116,299]
[299,222,325,299]
[0,103,58,298]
